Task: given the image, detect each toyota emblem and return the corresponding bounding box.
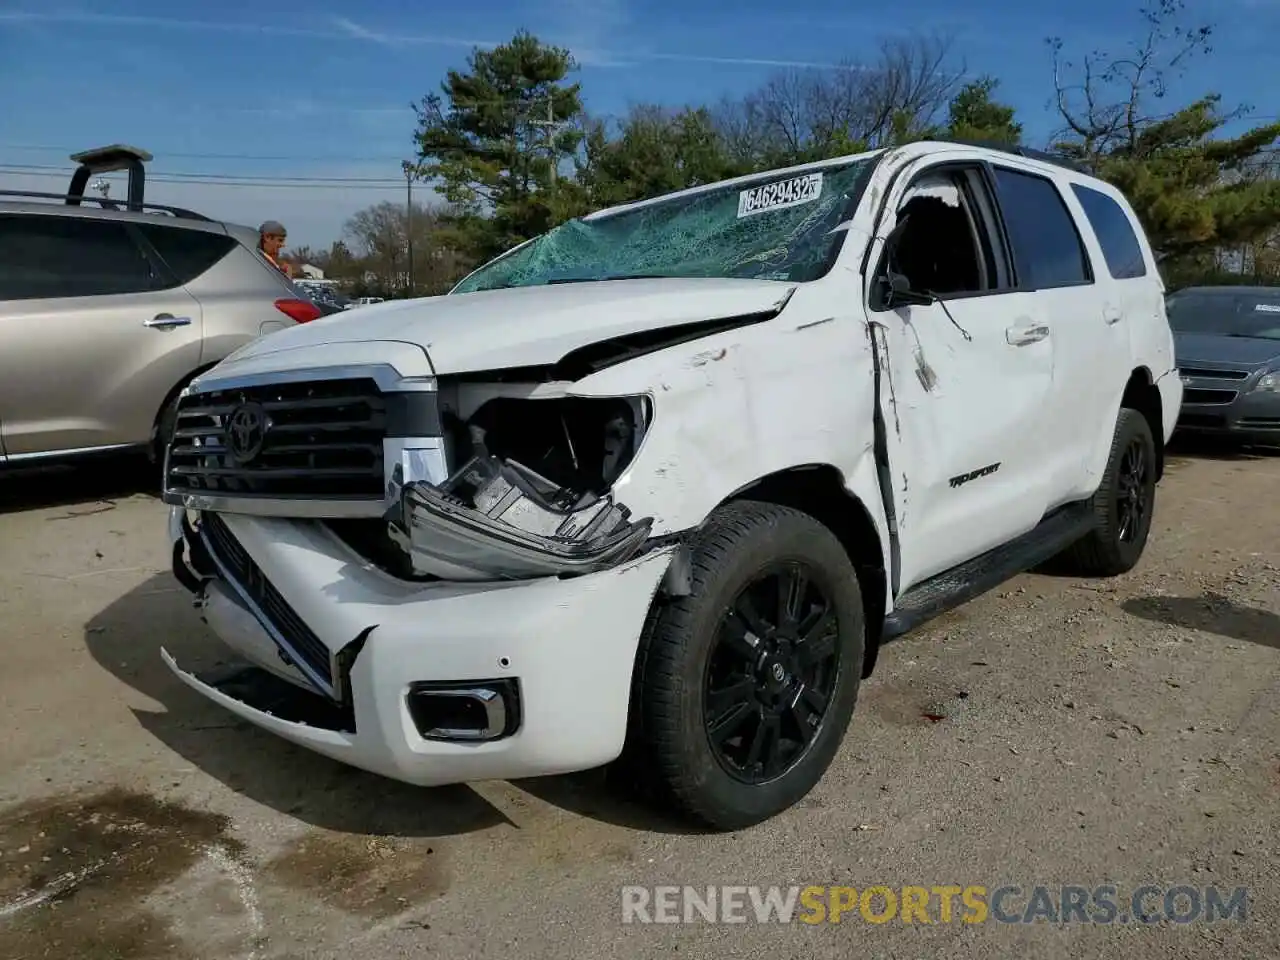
[226,402,268,464]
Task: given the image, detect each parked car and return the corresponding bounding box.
[1168,285,1280,446]
[294,281,353,315]
[162,139,1181,830]
[0,145,323,470]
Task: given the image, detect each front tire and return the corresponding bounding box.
[1060,407,1157,576]
[628,501,865,831]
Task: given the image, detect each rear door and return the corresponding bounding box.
[987,163,1117,507]
[0,213,203,457]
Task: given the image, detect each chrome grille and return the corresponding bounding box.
[165,378,386,501]
[1179,366,1250,381]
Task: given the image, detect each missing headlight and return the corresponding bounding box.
[381,393,654,580]
[455,395,648,495]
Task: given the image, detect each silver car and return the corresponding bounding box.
[0,145,324,469]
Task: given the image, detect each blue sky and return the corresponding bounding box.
[2,0,1278,251]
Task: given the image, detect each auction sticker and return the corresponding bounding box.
[737,172,824,218]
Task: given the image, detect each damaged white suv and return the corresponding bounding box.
[163,139,1181,830]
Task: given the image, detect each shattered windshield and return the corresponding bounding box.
[451,157,875,294]
[1167,290,1280,340]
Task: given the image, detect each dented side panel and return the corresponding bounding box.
[564,278,895,588]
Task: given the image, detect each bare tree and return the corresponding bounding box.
[713,31,966,165]
[344,200,467,293]
[1048,0,1219,163]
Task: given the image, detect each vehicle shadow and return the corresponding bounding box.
[84,574,705,838]
[1121,592,1280,651]
[0,453,158,516]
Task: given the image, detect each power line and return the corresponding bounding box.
[0,166,407,190]
[0,143,411,163]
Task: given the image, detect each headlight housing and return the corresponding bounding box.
[1255,372,1280,393]
[386,392,656,580]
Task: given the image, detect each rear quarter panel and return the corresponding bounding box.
[184,243,299,366]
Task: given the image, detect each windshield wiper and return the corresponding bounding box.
[546,273,673,285]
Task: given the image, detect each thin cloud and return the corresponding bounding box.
[0,10,341,40]
[0,9,867,71]
[328,16,491,49]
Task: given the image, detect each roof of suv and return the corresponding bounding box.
[0,143,255,240]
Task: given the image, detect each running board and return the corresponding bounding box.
[882,501,1094,640]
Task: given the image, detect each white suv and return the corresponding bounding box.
[162,140,1182,831]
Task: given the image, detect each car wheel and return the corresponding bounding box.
[1060,407,1157,577]
[628,500,865,831]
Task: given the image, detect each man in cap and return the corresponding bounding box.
[258,220,293,277]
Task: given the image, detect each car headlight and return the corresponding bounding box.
[1255,372,1280,393]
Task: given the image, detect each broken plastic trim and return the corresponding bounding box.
[388,454,653,580]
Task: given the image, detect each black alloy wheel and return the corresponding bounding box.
[1115,437,1149,543]
[704,562,842,784]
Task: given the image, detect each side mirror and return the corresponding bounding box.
[879,270,935,309]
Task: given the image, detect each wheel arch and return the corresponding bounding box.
[1121,366,1165,480]
[722,464,889,678]
[148,360,220,462]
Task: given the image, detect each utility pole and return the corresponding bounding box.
[401,161,415,296]
[529,96,566,190]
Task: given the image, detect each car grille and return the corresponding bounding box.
[166,378,387,501]
[1179,366,1250,381]
[1182,388,1238,405]
[200,512,334,692]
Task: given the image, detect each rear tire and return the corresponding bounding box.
[627,501,865,831]
[1059,407,1156,576]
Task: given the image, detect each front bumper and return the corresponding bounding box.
[1174,378,1280,445]
[166,507,675,786]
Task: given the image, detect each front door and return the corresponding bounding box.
[865,163,1057,591]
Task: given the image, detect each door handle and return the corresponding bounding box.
[1006,322,1049,346]
[1104,307,1123,325]
[143,313,192,329]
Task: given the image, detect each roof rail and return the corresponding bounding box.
[0,189,214,222]
[923,137,1087,173]
[67,144,153,211]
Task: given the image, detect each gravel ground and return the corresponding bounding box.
[0,441,1276,960]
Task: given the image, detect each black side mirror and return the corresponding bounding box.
[886,271,935,308]
[876,269,934,309]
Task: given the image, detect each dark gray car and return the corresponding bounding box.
[1169,285,1280,445]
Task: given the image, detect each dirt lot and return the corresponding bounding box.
[0,443,1277,960]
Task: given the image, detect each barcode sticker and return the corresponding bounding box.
[737,173,824,218]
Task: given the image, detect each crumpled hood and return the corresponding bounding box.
[228,277,797,375]
[1175,332,1280,367]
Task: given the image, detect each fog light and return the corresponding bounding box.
[406,679,521,742]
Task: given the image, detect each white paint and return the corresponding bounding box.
[165,139,1178,792]
[211,277,796,376]
[161,542,677,785]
